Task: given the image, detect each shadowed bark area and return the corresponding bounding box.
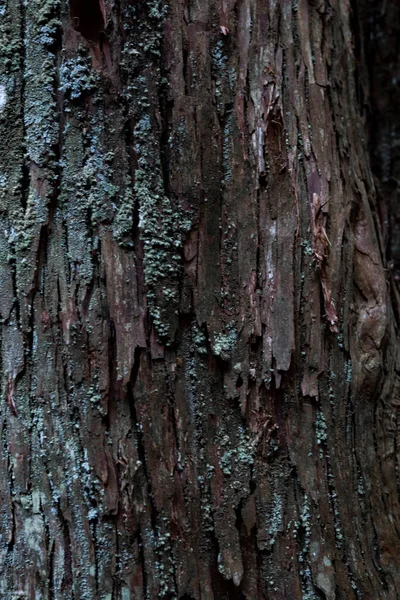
[69,0,106,42]
[0,0,399,598]
[359,0,400,291]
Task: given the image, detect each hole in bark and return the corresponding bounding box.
[20,161,29,211]
[69,0,105,42]
[236,374,243,388]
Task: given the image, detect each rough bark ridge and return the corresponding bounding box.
[0,0,399,598]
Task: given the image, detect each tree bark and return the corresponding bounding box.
[0,0,399,598]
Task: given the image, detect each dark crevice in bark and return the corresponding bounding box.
[130,346,142,390]
[394,407,400,512]
[20,162,30,214]
[23,223,48,366]
[6,244,19,330]
[111,520,120,599]
[159,89,173,200]
[182,32,189,96]
[136,524,148,599]
[57,501,73,594]
[209,529,245,599]
[366,472,390,589]
[357,0,400,288]
[127,354,159,535]
[123,115,137,230]
[5,439,15,555]
[105,317,117,432]
[69,0,105,42]
[91,517,100,596]
[48,538,55,600]
[254,186,262,307]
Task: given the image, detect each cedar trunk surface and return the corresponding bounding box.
[0,0,399,598]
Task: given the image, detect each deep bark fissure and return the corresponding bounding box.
[127,364,159,535]
[69,0,105,42]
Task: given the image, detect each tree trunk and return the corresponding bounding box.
[0,0,399,598]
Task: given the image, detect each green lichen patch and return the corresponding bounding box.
[60,54,99,101]
[133,117,192,342]
[212,321,238,360]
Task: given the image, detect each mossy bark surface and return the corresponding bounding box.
[0,0,399,598]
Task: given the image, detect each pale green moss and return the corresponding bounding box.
[192,323,208,354]
[218,426,254,476]
[113,176,135,248]
[134,131,192,341]
[315,410,327,445]
[60,55,98,101]
[213,323,238,360]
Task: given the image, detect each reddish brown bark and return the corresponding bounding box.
[0,0,399,598]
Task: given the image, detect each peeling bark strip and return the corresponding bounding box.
[0,0,399,598]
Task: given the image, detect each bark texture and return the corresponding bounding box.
[0,0,399,598]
